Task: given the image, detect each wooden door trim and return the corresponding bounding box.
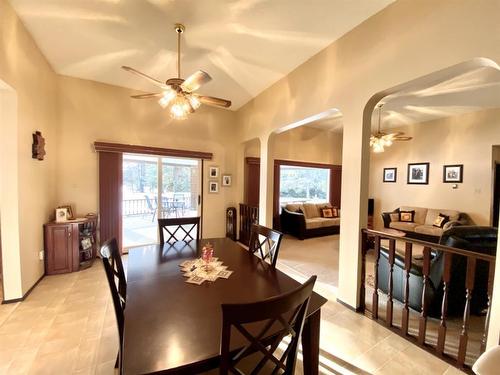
[273,159,342,229]
[94,142,213,160]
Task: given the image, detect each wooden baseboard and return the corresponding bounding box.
[1,273,45,304]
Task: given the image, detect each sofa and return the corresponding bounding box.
[377,226,497,318]
[382,206,468,242]
[280,202,340,240]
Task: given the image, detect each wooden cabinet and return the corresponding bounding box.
[44,216,98,275]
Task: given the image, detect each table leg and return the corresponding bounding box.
[302,308,321,375]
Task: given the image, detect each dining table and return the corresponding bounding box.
[123,237,327,374]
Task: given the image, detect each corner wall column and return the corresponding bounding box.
[337,112,370,308]
[0,86,23,301]
[258,133,275,227]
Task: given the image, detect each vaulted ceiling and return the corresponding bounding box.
[9,0,394,109]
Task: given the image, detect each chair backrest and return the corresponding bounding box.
[144,194,155,210]
[158,217,200,244]
[220,275,317,375]
[100,238,126,368]
[248,224,283,267]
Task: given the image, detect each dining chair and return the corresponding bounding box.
[220,275,317,375]
[100,238,126,372]
[248,224,283,267]
[158,216,200,244]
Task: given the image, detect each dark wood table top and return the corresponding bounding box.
[123,238,327,374]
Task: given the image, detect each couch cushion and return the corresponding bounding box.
[305,218,324,229]
[414,225,443,237]
[305,217,340,229]
[425,209,460,226]
[320,218,340,227]
[389,221,419,231]
[303,203,321,219]
[400,206,427,224]
[285,203,303,213]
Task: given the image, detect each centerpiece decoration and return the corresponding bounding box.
[179,242,233,284]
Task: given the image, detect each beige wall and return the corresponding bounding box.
[56,76,239,239]
[369,108,500,228]
[244,126,343,165]
[0,0,58,298]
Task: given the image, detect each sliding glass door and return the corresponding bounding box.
[122,154,201,248]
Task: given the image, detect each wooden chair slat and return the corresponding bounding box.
[158,217,200,244]
[220,276,316,375]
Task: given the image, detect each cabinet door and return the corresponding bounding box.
[46,225,72,274]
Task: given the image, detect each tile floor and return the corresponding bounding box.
[0,235,466,374]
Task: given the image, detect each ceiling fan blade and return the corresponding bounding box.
[180,70,212,92]
[394,136,413,141]
[122,66,169,89]
[130,93,163,99]
[197,95,231,108]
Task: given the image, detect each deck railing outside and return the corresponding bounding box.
[360,228,496,370]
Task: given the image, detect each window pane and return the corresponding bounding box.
[279,165,330,207]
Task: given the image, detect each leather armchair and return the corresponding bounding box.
[377,226,497,317]
[280,208,307,240]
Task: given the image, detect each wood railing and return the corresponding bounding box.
[360,228,496,369]
[239,204,259,246]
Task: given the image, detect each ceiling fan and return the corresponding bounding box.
[370,103,412,152]
[122,23,231,120]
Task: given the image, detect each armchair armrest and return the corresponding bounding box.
[280,208,306,239]
[381,212,393,228]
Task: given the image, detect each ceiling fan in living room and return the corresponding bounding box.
[370,103,412,153]
[122,23,231,120]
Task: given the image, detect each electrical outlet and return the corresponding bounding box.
[39,250,44,261]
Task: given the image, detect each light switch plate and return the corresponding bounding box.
[39,250,44,260]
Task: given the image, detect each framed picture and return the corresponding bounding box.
[443,164,463,183]
[209,166,219,178]
[383,167,397,183]
[222,175,232,187]
[407,162,430,184]
[55,207,69,222]
[209,181,219,193]
[58,205,74,219]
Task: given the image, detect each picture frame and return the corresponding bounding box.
[55,207,69,222]
[443,164,463,183]
[383,167,397,183]
[222,174,232,187]
[209,166,219,178]
[407,162,430,185]
[209,181,219,193]
[58,204,74,220]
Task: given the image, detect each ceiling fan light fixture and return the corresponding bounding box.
[187,94,201,110]
[372,139,385,153]
[170,96,190,120]
[158,89,176,108]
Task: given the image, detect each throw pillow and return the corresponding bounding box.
[389,212,400,222]
[433,213,450,228]
[400,210,415,222]
[332,207,339,218]
[321,208,333,218]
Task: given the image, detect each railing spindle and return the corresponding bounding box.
[372,235,381,320]
[402,242,412,335]
[437,252,453,354]
[360,231,368,312]
[418,246,432,345]
[458,257,476,366]
[481,261,495,353]
[386,239,396,327]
